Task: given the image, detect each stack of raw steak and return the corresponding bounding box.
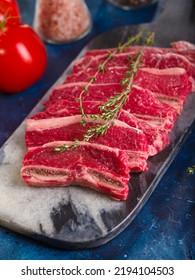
[21,40,195,200]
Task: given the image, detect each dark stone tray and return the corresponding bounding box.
[0,0,194,249]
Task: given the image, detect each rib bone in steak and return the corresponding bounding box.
[21,141,130,200]
[21,40,195,200]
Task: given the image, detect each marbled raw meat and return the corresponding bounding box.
[73,49,194,80]
[25,115,149,172]
[21,141,130,200]
[45,85,177,131]
[32,101,170,157]
[21,40,195,200]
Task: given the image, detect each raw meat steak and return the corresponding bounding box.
[65,66,192,101]
[122,86,177,131]
[25,115,149,172]
[83,42,195,90]
[33,100,170,156]
[47,67,192,110]
[30,112,50,120]
[46,84,177,131]
[21,141,130,200]
[44,82,124,107]
[84,41,195,69]
[73,51,136,72]
[118,110,170,156]
[85,41,195,56]
[62,67,192,114]
[21,40,195,200]
[73,49,194,80]
[171,41,195,51]
[133,68,192,112]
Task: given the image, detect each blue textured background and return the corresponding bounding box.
[0,0,194,260]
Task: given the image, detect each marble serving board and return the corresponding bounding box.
[0,7,195,249]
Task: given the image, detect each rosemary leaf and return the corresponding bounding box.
[99,63,106,73]
[81,118,87,126]
[72,139,80,148]
[54,145,68,152]
[90,114,101,120]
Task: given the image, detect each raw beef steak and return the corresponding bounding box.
[84,41,195,71]
[47,67,192,111]
[21,40,195,200]
[32,100,170,156]
[65,67,192,103]
[73,49,194,80]
[45,84,177,131]
[25,115,149,172]
[21,141,130,200]
[85,41,195,57]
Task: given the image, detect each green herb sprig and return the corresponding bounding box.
[187,165,195,175]
[78,31,148,126]
[54,31,154,152]
[53,140,79,152]
[81,32,154,142]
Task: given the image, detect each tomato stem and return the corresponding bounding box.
[0,9,9,29]
[0,8,19,30]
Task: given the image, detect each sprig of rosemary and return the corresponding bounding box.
[81,32,154,142]
[54,140,79,152]
[54,31,154,152]
[78,30,148,126]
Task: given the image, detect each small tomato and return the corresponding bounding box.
[0,24,47,93]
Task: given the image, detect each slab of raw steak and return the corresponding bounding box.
[85,41,195,58]
[45,84,177,131]
[84,41,195,72]
[32,100,170,157]
[73,49,194,80]
[46,84,177,131]
[21,141,130,200]
[65,67,192,104]
[49,67,192,113]
[25,115,149,172]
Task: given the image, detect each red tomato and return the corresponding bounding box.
[0,24,47,93]
[0,0,21,27]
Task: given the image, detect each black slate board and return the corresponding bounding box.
[0,0,195,249]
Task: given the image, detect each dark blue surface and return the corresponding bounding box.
[0,0,194,260]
